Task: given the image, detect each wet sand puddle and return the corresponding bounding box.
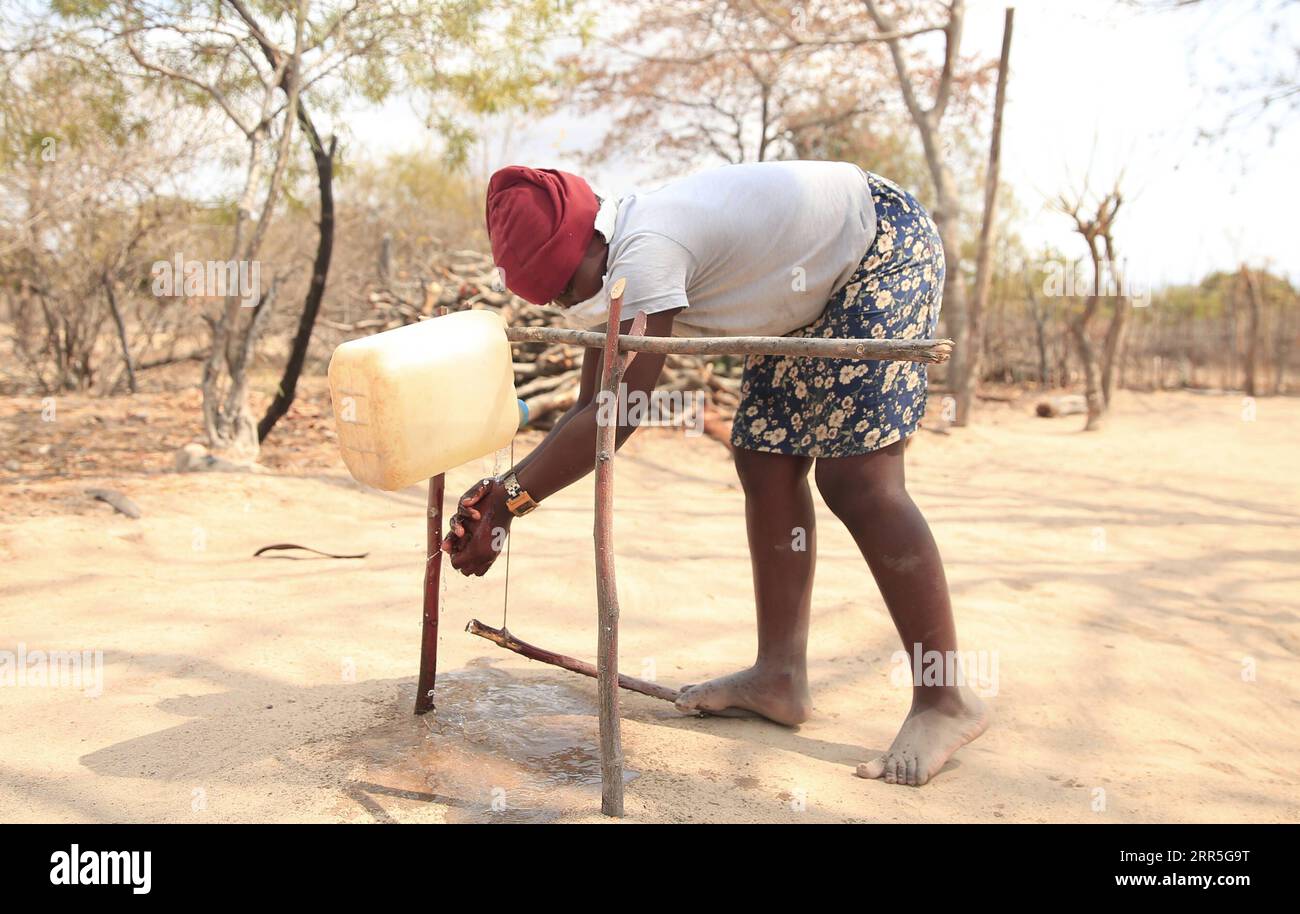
[343,662,637,823]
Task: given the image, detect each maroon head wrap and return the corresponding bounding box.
[485,166,599,305]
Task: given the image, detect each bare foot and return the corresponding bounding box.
[674,665,812,726]
[856,691,989,786]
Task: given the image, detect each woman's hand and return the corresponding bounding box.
[440,477,512,577]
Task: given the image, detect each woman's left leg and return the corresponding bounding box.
[815,441,988,786]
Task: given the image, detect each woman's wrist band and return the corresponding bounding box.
[501,470,539,517]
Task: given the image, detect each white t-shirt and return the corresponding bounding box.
[566,161,876,338]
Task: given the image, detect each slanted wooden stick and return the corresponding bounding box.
[414,473,445,715]
[505,327,954,363]
[465,619,680,703]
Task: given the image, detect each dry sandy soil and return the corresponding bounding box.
[1,385,1297,823]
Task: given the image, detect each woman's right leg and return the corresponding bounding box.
[674,446,816,726]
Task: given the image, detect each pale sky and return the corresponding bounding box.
[348,0,1299,286]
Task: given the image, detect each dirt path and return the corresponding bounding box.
[1,390,1296,823]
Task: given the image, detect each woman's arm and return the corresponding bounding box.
[513,308,676,502]
[511,342,603,476]
[445,307,679,576]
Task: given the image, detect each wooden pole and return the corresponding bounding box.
[954,5,1013,426]
[594,278,629,817]
[465,619,680,703]
[414,473,445,715]
[505,327,953,363]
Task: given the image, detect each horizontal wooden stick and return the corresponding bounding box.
[505,327,953,363]
[465,619,680,703]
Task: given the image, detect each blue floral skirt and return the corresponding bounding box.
[730,173,945,457]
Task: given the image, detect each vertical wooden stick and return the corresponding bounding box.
[594,278,628,816]
[414,472,445,715]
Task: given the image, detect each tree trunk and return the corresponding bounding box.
[954,7,1013,426]
[1100,294,1130,406]
[1034,312,1049,388]
[200,5,304,459]
[1057,184,1122,425]
[1071,254,1106,431]
[931,208,967,389]
[210,281,279,458]
[1057,326,1070,389]
[1224,282,1238,391]
[258,120,336,442]
[1239,265,1264,397]
[201,127,268,459]
[862,0,969,396]
[227,0,336,444]
[102,272,136,394]
[1274,289,1293,394]
[1070,311,1105,430]
[1028,285,1050,389]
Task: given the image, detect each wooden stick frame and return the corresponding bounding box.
[465,619,680,703]
[591,278,647,815]
[414,473,444,716]
[506,325,953,363]
[414,291,955,815]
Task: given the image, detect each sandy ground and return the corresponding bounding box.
[1,388,1297,823]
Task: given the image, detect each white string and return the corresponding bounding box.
[501,439,514,630]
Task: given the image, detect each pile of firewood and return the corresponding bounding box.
[512,340,744,428]
[325,247,742,435]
